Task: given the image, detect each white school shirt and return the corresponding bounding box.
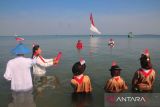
[4,56,36,91]
[32,56,53,76]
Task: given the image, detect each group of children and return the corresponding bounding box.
[73,41,156,93]
[71,56,155,93]
[4,38,156,95]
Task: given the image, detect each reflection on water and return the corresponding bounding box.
[33,75,60,97]
[109,47,113,55]
[127,38,133,52]
[71,93,93,107]
[8,75,60,107]
[8,90,36,107]
[89,37,100,57]
[76,48,82,59]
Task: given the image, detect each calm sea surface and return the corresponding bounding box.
[0,35,160,107]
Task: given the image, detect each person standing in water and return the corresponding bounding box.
[4,43,36,92]
[76,40,83,50]
[32,44,59,93]
[32,44,59,76]
[104,61,128,93]
[132,49,156,92]
[71,59,92,93]
[108,38,115,48]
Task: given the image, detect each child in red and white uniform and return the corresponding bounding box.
[108,38,115,48]
[132,49,156,92]
[104,61,128,93]
[71,59,92,93]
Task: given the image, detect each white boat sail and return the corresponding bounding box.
[90,13,101,35]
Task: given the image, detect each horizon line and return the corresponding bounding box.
[0,34,160,36]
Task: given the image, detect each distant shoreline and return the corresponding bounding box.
[0,34,160,37]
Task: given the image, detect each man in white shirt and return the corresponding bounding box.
[4,43,36,92]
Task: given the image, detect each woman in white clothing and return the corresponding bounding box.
[32,44,59,93]
[32,44,58,76]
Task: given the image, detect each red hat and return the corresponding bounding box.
[109,61,122,71]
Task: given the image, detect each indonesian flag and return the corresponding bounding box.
[15,35,24,42]
[90,13,101,34]
[80,58,85,65]
[143,48,150,56]
[55,52,62,62]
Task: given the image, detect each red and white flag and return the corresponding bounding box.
[15,35,24,42]
[80,58,85,65]
[111,61,117,66]
[143,48,150,56]
[90,13,101,34]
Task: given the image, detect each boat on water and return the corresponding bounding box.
[128,32,134,38]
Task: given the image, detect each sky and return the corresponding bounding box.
[0,0,160,35]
